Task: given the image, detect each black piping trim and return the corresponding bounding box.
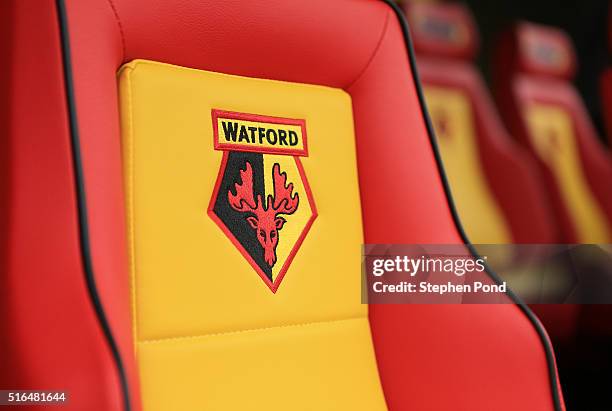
[55,1,131,410]
[378,1,563,410]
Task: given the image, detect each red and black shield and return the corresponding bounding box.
[208,110,316,292]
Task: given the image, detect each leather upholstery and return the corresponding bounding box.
[0,2,128,409]
[3,1,565,410]
[408,3,557,244]
[494,22,612,243]
[119,60,386,409]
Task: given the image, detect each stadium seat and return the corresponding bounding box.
[494,22,612,410]
[2,1,564,410]
[405,2,557,245]
[494,22,612,244]
[404,2,581,344]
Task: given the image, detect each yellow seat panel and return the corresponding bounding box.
[119,60,387,410]
[424,86,512,244]
[524,104,611,243]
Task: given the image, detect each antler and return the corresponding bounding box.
[228,162,257,211]
[271,163,299,214]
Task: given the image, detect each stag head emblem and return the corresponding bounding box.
[228,162,299,267]
[209,110,315,292]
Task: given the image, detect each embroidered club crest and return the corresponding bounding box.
[208,110,317,292]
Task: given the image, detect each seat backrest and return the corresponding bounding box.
[406,3,557,244]
[3,1,564,410]
[494,22,612,243]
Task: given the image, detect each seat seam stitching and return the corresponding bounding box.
[124,67,139,352]
[106,0,126,59]
[138,315,367,345]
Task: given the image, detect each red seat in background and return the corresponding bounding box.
[403,2,579,342]
[493,22,612,244]
[405,2,557,245]
[494,20,612,411]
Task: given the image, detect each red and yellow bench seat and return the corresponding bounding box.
[2,1,565,410]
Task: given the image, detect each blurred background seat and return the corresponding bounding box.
[492,18,612,411]
[405,2,557,245]
[403,1,579,344]
[493,22,612,244]
[402,2,612,408]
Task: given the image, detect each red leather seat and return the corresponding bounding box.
[2,1,564,410]
[404,2,580,344]
[494,21,612,410]
[493,22,612,244]
[405,3,557,245]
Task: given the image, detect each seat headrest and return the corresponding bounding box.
[404,3,479,60]
[510,22,576,79]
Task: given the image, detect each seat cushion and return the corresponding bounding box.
[119,59,386,410]
[523,102,610,242]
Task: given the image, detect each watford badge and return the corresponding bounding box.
[208,110,317,292]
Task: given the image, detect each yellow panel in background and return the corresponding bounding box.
[525,104,611,242]
[118,60,386,411]
[424,86,512,244]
